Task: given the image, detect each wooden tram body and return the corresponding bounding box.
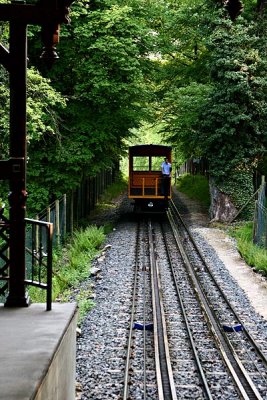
[128,144,172,211]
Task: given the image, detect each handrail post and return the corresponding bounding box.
[55,199,60,246]
[46,223,53,311]
[5,20,29,307]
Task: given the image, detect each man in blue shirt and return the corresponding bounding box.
[161,157,172,197]
[161,158,172,176]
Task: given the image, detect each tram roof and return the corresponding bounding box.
[129,144,172,156]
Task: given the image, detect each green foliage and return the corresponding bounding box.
[1,0,267,218]
[75,291,95,324]
[26,73,67,212]
[132,1,221,165]
[217,169,254,215]
[71,226,105,255]
[161,83,213,160]
[28,225,105,307]
[26,68,66,141]
[0,67,65,152]
[0,66,67,211]
[198,16,267,179]
[176,173,210,209]
[143,1,267,210]
[87,173,127,231]
[48,0,152,148]
[26,184,51,216]
[98,174,127,203]
[20,0,158,212]
[229,222,267,275]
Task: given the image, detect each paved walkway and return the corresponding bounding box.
[0,303,77,400]
[199,227,267,321]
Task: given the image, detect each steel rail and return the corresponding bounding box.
[142,220,149,400]
[160,221,213,399]
[148,219,178,400]
[122,222,141,400]
[168,207,263,400]
[170,199,267,370]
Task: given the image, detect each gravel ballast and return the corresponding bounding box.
[75,192,267,399]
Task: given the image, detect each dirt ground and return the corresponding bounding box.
[176,190,267,321]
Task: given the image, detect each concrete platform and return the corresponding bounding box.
[0,302,78,400]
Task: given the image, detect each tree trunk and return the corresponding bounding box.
[209,178,238,223]
[257,0,267,13]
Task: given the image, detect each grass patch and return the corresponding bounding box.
[228,222,267,276]
[176,173,210,209]
[177,173,267,276]
[28,175,127,322]
[87,174,127,227]
[100,175,128,203]
[60,287,95,324]
[28,225,105,322]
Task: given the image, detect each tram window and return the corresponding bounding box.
[151,156,162,171]
[133,156,149,171]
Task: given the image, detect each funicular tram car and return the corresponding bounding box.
[128,144,172,211]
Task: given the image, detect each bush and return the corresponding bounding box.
[229,222,267,276]
[176,173,210,209]
[28,225,105,315]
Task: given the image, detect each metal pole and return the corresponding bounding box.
[5,21,29,307]
[63,194,67,239]
[55,199,60,246]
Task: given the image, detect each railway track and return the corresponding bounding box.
[168,200,267,399]
[123,220,157,399]
[122,207,267,399]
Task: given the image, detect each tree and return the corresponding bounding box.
[146,1,267,221]
[0,64,66,213]
[145,0,215,167]
[25,0,155,211]
[2,0,266,220]
[197,15,267,220]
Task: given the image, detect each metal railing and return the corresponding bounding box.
[178,158,208,176]
[253,176,267,248]
[25,218,53,311]
[0,166,118,306]
[0,213,10,300]
[0,217,53,310]
[37,168,116,246]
